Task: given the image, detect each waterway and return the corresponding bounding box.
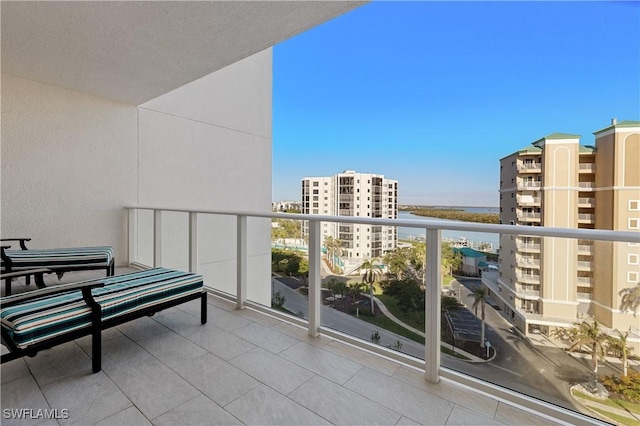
[397,210,500,253]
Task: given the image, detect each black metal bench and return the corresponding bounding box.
[1,268,207,373]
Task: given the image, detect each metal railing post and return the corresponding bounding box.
[308,220,321,337]
[127,208,137,266]
[189,212,198,274]
[425,228,441,383]
[153,210,162,267]
[237,215,247,310]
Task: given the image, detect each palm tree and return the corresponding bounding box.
[356,258,383,313]
[619,283,640,316]
[468,287,489,349]
[567,320,607,384]
[607,329,633,377]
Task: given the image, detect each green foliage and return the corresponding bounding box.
[383,278,424,314]
[272,291,286,308]
[371,330,381,344]
[271,219,302,240]
[619,284,640,315]
[442,295,463,311]
[271,249,308,276]
[567,320,608,374]
[601,369,640,403]
[409,208,499,224]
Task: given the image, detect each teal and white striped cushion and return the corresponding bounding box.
[1,268,203,349]
[4,246,114,270]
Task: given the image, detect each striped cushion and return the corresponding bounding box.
[4,246,114,270]
[1,268,202,349]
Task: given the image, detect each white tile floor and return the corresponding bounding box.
[1,269,565,425]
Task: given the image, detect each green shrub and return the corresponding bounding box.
[601,369,640,403]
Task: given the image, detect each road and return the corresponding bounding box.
[272,274,600,415]
[454,278,595,413]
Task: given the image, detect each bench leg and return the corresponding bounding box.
[4,277,11,296]
[201,292,207,324]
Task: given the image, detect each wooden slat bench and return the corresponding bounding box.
[0,268,207,373]
[1,239,115,296]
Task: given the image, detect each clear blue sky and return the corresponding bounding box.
[272,1,640,207]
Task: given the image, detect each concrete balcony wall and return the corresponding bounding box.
[137,50,273,305]
[0,74,138,258]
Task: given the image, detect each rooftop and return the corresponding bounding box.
[1,268,559,426]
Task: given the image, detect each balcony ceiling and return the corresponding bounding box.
[1,1,366,105]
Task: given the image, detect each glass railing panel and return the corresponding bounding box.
[448,235,640,422]
[134,208,154,267]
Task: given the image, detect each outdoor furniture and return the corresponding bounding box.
[0,238,115,296]
[0,268,206,373]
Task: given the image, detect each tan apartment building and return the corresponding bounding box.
[484,120,640,347]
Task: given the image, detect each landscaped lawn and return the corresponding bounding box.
[572,390,640,414]
[376,294,425,332]
[357,315,425,344]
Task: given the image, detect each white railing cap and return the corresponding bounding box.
[125,206,640,243]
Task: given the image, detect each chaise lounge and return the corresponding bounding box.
[0,238,115,296]
[0,268,207,373]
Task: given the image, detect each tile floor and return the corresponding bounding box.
[1,269,565,425]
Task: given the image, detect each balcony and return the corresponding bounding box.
[578,213,595,224]
[577,261,593,271]
[516,241,541,252]
[577,292,593,300]
[578,197,595,208]
[516,195,541,206]
[3,268,546,426]
[517,162,542,172]
[578,182,595,190]
[579,163,596,173]
[3,210,637,426]
[517,211,541,222]
[516,181,542,190]
[515,285,541,299]
[517,274,541,284]
[577,276,593,286]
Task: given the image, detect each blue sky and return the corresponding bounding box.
[272,1,640,207]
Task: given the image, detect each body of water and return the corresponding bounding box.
[397,210,500,253]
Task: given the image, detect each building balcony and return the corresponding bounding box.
[516,242,541,252]
[515,285,541,299]
[579,163,596,173]
[578,197,595,208]
[517,212,541,222]
[577,244,594,254]
[516,181,542,190]
[516,256,541,268]
[4,209,637,426]
[516,195,541,206]
[578,213,595,224]
[577,292,593,300]
[578,182,595,190]
[577,261,593,271]
[516,273,541,284]
[577,276,593,286]
[517,162,542,172]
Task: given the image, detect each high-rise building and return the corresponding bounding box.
[486,120,640,342]
[301,170,398,260]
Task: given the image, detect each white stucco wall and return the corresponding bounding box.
[1,74,138,259]
[1,49,273,305]
[137,49,273,304]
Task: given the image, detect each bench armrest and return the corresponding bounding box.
[0,238,31,250]
[1,278,105,308]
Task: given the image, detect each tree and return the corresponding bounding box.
[348,281,366,302]
[356,258,383,313]
[607,330,633,378]
[324,236,344,272]
[468,287,489,348]
[619,284,640,316]
[567,320,607,383]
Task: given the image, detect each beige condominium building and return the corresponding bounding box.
[485,119,640,347]
[302,170,398,262]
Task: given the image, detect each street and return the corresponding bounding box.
[272,274,602,415]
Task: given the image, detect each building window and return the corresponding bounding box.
[628,271,639,283]
[630,218,640,229]
[629,200,640,211]
[313,209,318,214]
[313,189,319,194]
[313,182,319,186]
[629,254,640,265]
